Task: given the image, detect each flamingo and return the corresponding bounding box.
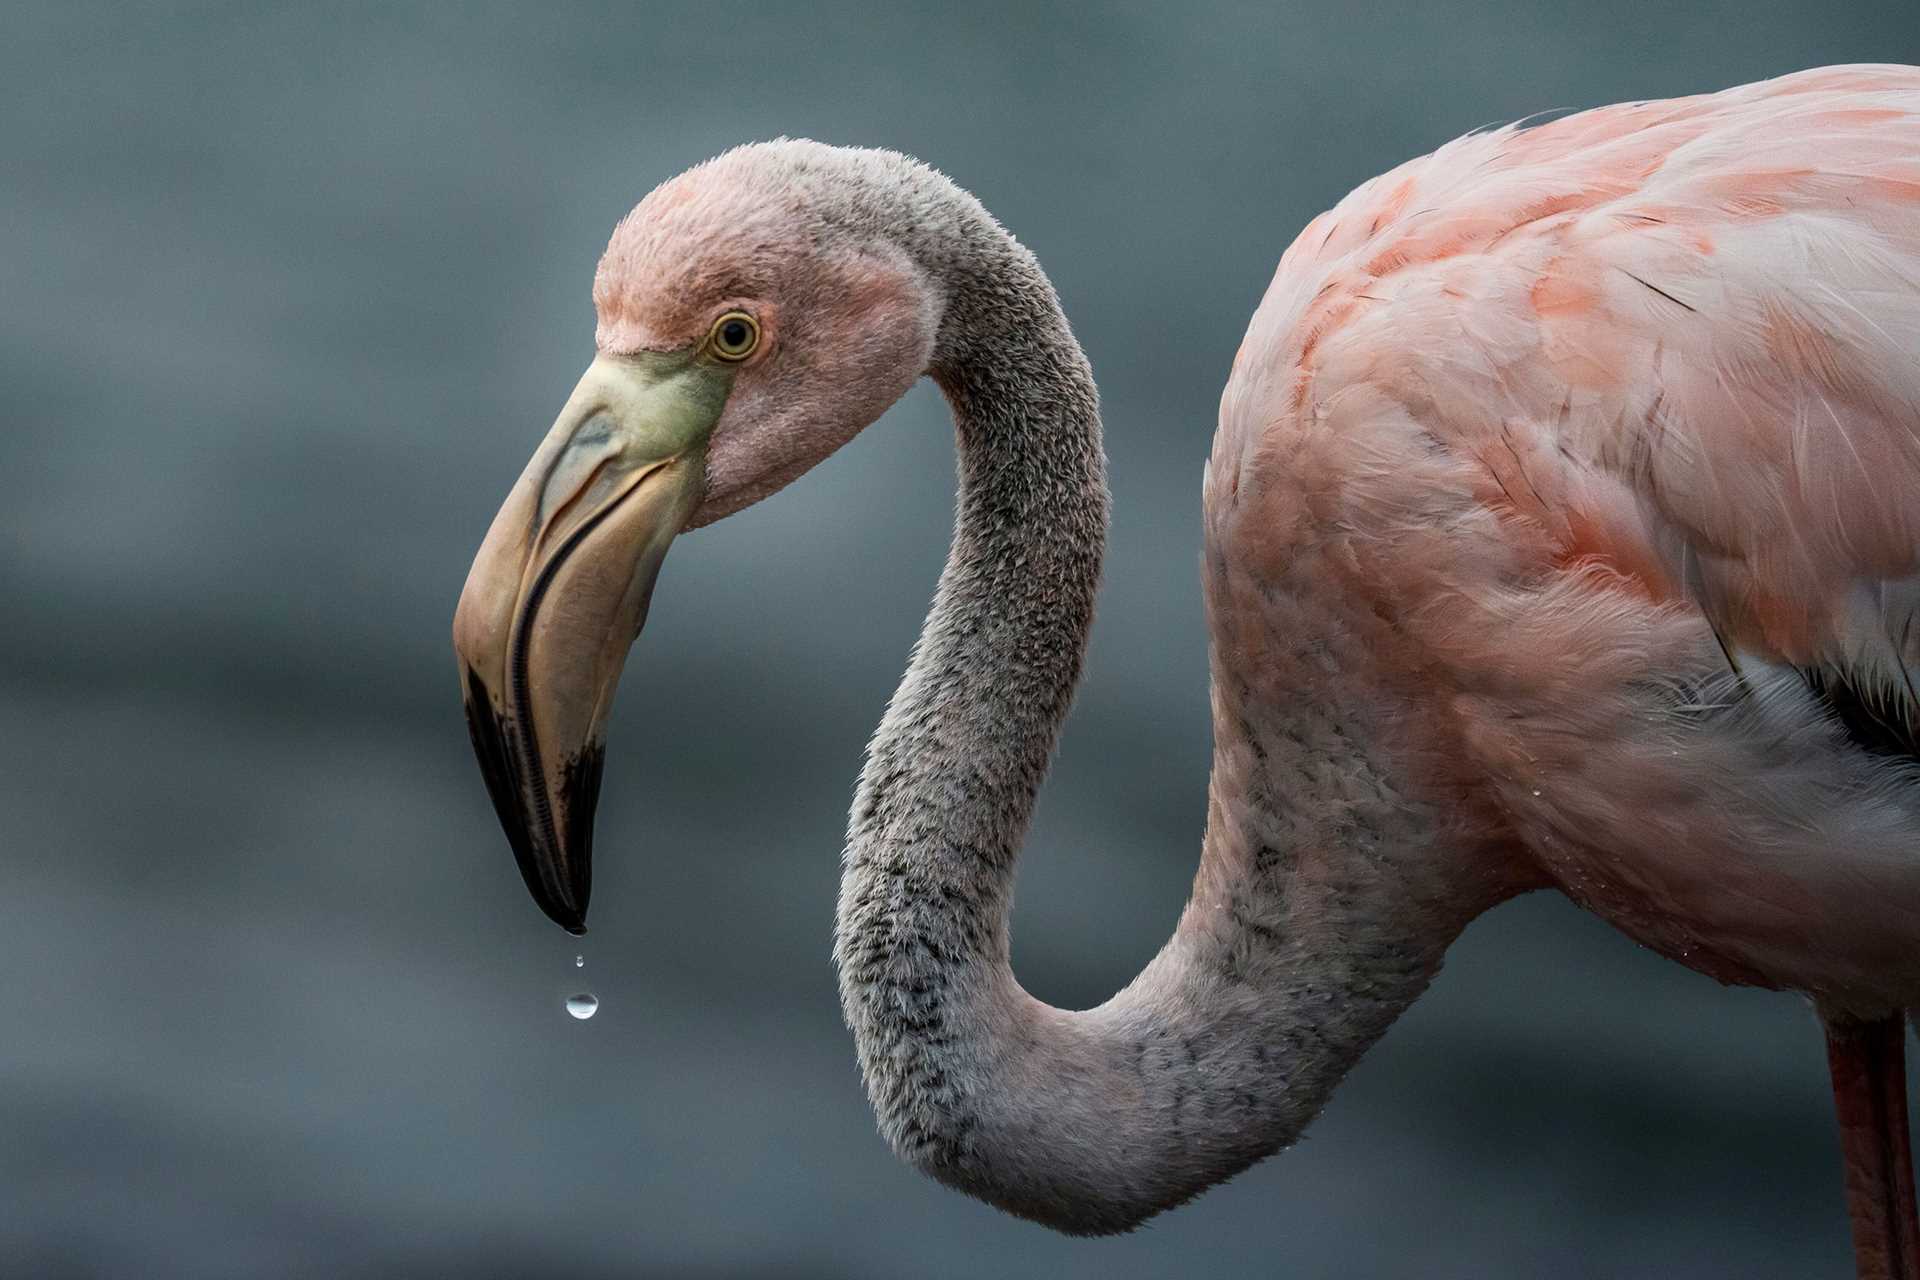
[453,65,1920,1275]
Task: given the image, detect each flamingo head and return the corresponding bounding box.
[452,142,945,933]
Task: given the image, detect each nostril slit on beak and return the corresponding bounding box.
[530,451,617,554]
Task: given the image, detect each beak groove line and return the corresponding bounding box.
[492,457,673,935]
[507,458,672,831]
[458,349,735,938]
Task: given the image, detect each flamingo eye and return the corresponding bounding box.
[708,311,760,361]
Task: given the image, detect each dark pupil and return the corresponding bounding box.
[720,320,750,349]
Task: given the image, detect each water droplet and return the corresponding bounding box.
[574,954,584,968]
[565,993,599,1020]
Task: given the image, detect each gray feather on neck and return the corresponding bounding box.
[825,147,1464,1235]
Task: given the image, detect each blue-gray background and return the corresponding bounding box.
[7,4,1920,1276]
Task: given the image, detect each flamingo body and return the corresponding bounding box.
[1216,64,1920,1012]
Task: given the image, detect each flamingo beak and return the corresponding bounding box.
[453,350,732,933]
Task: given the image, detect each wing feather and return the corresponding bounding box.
[1232,64,1920,750]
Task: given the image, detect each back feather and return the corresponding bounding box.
[1229,64,1920,756]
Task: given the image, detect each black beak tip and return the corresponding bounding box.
[461,667,601,939]
[514,864,591,937]
[520,857,592,937]
[545,909,587,940]
[540,897,589,936]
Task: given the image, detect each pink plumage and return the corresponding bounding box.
[1216,64,1920,998]
[1210,66,1920,1275]
[1232,64,1920,687]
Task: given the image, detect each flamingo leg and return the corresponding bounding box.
[1824,1010,1920,1280]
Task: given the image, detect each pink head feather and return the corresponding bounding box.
[592,142,945,526]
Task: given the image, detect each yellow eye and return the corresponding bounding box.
[707,311,760,361]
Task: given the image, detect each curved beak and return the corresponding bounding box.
[453,350,732,933]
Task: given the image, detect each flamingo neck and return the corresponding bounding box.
[834,192,1477,1235]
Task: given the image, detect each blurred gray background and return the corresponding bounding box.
[6,3,1920,1276]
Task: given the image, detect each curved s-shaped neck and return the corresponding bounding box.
[834,193,1477,1235]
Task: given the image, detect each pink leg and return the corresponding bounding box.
[1824,1011,1920,1280]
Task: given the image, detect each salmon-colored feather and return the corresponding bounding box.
[1216,65,1920,1005]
